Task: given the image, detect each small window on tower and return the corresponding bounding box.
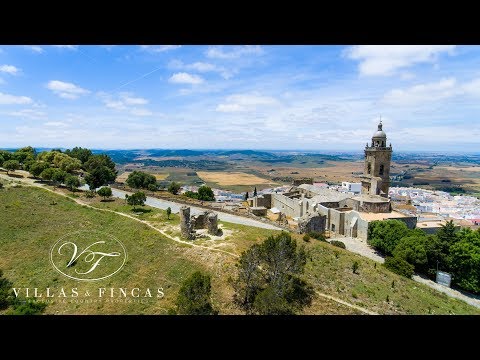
[367,163,371,174]
[379,164,384,175]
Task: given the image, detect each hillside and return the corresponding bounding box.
[0,180,478,315]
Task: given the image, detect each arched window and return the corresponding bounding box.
[367,163,371,174]
[379,164,384,175]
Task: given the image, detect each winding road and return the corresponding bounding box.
[110,188,283,230]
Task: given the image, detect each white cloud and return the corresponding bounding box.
[0,65,20,75]
[52,45,78,50]
[169,72,204,85]
[205,45,264,59]
[216,93,278,112]
[345,45,456,76]
[44,121,68,127]
[0,92,32,105]
[46,80,89,99]
[130,108,152,116]
[120,92,148,105]
[24,45,44,53]
[462,78,480,97]
[98,91,152,116]
[9,109,46,119]
[383,78,457,106]
[140,45,181,53]
[104,100,127,110]
[169,60,234,79]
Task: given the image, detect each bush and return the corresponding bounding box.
[85,190,96,198]
[308,231,326,242]
[392,235,428,272]
[11,300,47,315]
[0,270,14,310]
[383,256,415,278]
[126,171,157,189]
[352,261,359,274]
[368,220,411,256]
[147,183,157,192]
[303,234,310,242]
[176,271,216,315]
[0,182,3,189]
[330,240,346,249]
[97,186,112,200]
[168,182,181,195]
[184,190,199,199]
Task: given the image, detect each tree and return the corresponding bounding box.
[448,228,480,294]
[65,147,93,164]
[368,220,411,256]
[126,171,157,189]
[0,269,14,310]
[84,154,116,173]
[51,169,67,188]
[126,191,146,210]
[0,150,13,165]
[197,185,215,201]
[97,186,112,201]
[436,220,459,254]
[244,192,249,201]
[85,166,116,191]
[184,191,199,199]
[3,160,20,175]
[175,271,216,315]
[29,161,50,178]
[166,207,172,220]
[39,167,55,182]
[383,256,415,278]
[253,187,257,197]
[64,174,81,193]
[168,182,181,195]
[393,235,428,272]
[233,232,314,315]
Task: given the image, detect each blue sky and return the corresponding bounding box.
[0,45,479,151]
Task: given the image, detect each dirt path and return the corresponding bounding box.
[1,173,378,314]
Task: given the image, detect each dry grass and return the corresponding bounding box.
[197,171,275,186]
[251,161,365,183]
[116,171,169,183]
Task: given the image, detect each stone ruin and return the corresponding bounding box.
[297,213,326,234]
[276,212,288,226]
[179,206,219,239]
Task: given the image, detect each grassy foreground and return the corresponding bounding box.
[0,183,479,315]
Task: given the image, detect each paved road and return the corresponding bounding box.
[110,188,283,231]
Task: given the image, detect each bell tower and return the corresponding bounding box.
[361,120,392,197]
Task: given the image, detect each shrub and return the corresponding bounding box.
[85,190,96,198]
[308,231,326,242]
[303,234,310,242]
[352,261,359,274]
[147,183,157,192]
[383,256,415,278]
[368,220,411,256]
[168,182,181,195]
[0,182,3,189]
[97,186,112,201]
[11,300,47,315]
[330,240,346,249]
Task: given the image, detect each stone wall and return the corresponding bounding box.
[390,216,417,230]
[298,213,326,233]
[346,198,391,213]
[206,212,218,235]
[328,209,345,235]
[179,206,195,240]
[271,193,302,218]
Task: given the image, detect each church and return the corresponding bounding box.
[248,121,417,239]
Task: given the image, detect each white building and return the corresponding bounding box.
[341,182,361,194]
